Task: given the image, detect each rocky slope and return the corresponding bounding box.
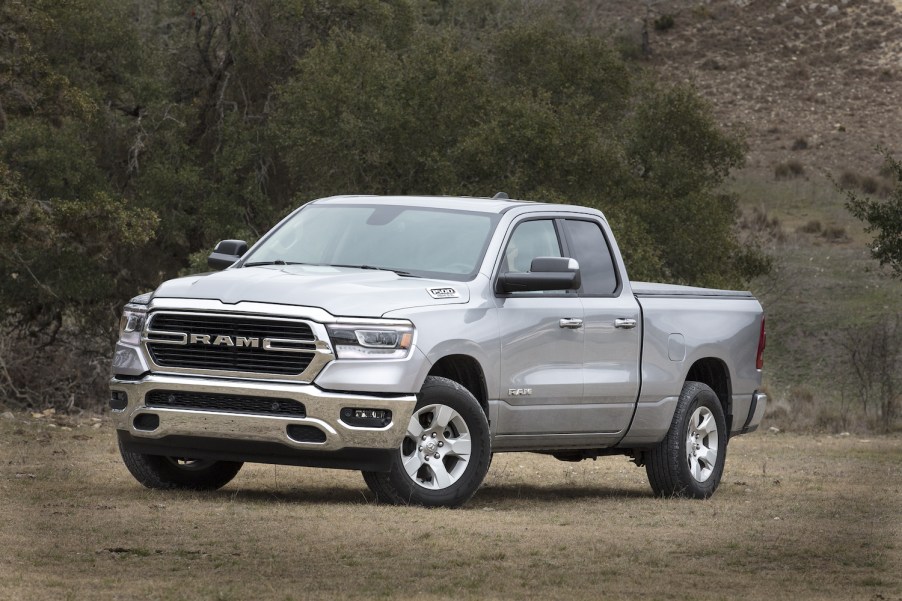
[600,0,902,176]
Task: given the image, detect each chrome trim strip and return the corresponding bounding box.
[145,297,413,327]
[263,338,315,353]
[144,330,188,345]
[147,298,337,322]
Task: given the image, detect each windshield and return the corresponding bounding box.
[242,203,498,281]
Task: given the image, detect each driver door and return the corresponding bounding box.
[493,218,585,436]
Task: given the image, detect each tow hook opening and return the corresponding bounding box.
[286,424,327,443]
[133,413,160,431]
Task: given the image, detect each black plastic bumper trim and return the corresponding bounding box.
[741,390,761,433]
[117,431,394,472]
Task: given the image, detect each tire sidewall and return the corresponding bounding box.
[385,377,491,507]
[118,438,242,490]
[675,384,727,498]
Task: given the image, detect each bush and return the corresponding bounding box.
[821,224,848,242]
[787,159,805,176]
[860,176,880,195]
[775,160,804,179]
[738,205,785,244]
[797,219,822,234]
[845,152,902,276]
[839,315,902,432]
[839,170,860,188]
[653,14,675,31]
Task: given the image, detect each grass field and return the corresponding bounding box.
[2,413,900,601]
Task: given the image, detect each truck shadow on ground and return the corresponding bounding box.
[209,483,651,506]
[475,483,651,503]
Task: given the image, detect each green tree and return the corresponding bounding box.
[0,0,769,410]
[845,153,902,278]
[272,21,764,286]
[0,0,159,328]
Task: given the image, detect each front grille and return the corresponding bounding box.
[146,390,306,417]
[146,313,316,376]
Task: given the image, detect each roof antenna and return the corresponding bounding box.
[492,192,509,199]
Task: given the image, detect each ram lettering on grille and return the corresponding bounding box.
[144,312,317,376]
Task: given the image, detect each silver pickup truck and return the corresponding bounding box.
[110,195,767,507]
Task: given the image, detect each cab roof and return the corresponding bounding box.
[310,194,547,215]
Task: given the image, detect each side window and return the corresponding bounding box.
[502,220,562,274]
[563,220,619,296]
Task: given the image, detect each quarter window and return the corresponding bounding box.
[563,220,618,295]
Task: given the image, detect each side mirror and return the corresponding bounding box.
[207,239,248,270]
[495,257,581,294]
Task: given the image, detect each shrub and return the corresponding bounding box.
[839,315,902,432]
[653,14,675,31]
[739,205,781,232]
[845,152,902,276]
[821,225,848,241]
[860,176,879,195]
[797,219,822,234]
[839,170,860,188]
[775,160,804,179]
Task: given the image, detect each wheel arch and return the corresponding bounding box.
[685,357,733,430]
[426,354,489,415]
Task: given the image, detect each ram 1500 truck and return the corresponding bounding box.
[110,195,767,507]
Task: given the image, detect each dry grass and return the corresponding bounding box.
[2,413,900,601]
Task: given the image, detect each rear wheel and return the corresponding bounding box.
[362,376,491,507]
[118,438,242,491]
[645,381,727,499]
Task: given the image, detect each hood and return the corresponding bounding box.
[152,265,470,318]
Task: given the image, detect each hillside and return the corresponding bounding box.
[630,0,902,430]
[583,0,901,173]
[658,0,901,175]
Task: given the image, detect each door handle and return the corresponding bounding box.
[614,318,638,330]
[559,318,583,329]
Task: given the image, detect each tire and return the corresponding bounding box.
[361,470,395,503]
[118,438,242,491]
[645,381,727,499]
[362,376,491,508]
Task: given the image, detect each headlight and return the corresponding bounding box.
[118,303,148,345]
[326,324,414,360]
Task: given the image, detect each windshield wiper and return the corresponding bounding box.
[243,260,306,267]
[331,264,420,278]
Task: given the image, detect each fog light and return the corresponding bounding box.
[110,390,128,411]
[341,408,392,428]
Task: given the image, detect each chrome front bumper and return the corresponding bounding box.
[110,374,417,453]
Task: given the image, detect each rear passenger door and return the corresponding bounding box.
[562,218,642,437]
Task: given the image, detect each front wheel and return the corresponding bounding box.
[362,376,491,507]
[118,438,243,491]
[645,381,727,499]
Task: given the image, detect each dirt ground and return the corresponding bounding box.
[1,412,900,600]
